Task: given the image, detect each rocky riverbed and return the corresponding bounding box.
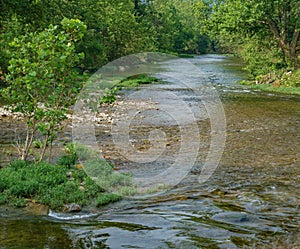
[0,95,158,166]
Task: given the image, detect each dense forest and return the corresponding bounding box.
[1,0,299,84]
[0,0,211,76]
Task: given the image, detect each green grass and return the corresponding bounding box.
[240,69,300,95]
[95,193,122,207]
[117,74,159,89]
[0,157,134,210]
[248,84,300,95]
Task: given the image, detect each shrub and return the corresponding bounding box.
[9,160,30,170]
[281,70,300,87]
[0,158,132,210]
[1,18,86,162]
[95,193,122,207]
[57,154,78,168]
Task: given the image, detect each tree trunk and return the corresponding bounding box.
[267,18,299,68]
[289,29,300,68]
[22,121,36,161]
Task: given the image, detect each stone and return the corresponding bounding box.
[63,203,82,213]
[26,201,50,216]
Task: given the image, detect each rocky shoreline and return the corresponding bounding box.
[0,95,158,165]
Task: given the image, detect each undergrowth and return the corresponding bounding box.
[240,69,300,95]
[0,147,134,210]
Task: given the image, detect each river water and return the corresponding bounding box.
[1,54,300,248]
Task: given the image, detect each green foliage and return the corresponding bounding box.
[83,158,134,194]
[32,139,46,149]
[97,74,160,106]
[11,198,27,208]
[73,143,99,161]
[0,193,9,205]
[99,87,118,105]
[0,142,137,210]
[95,193,122,207]
[0,162,68,203]
[0,159,128,210]
[0,16,26,84]
[117,74,159,89]
[139,0,211,54]
[248,84,300,95]
[240,37,285,77]
[73,0,156,69]
[178,54,195,58]
[9,160,30,170]
[281,70,300,87]
[57,142,79,168]
[57,154,78,168]
[0,0,212,73]
[206,0,300,76]
[240,69,300,94]
[1,18,86,161]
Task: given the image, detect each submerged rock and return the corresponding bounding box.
[212,212,251,223]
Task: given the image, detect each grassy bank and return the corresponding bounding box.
[0,140,137,211]
[248,84,300,95]
[0,75,157,212]
[0,159,124,210]
[241,69,300,95]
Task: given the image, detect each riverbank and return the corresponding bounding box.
[240,69,300,95]
[247,84,300,95]
[0,159,123,211]
[0,83,158,211]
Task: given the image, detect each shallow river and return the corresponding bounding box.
[1,55,300,248]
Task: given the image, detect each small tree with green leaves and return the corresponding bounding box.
[2,18,86,161]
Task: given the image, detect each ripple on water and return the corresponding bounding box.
[1,55,300,248]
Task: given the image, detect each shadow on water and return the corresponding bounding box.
[1,54,300,248]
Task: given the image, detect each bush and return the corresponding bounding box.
[95,193,122,207]
[1,18,86,162]
[0,158,135,210]
[0,161,84,209]
[9,160,30,170]
[57,154,78,168]
[281,70,300,87]
[99,87,118,105]
[0,193,8,205]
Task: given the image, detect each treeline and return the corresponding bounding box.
[1,0,299,86]
[0,0,211,77]
[204,0,300,86]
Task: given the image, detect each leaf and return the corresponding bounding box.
[29,71,37,77]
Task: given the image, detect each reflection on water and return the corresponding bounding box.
[0,55,299,248]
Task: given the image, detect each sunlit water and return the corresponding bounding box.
[1,55,299,248]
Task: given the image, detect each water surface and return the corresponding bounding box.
[1,54,299,249]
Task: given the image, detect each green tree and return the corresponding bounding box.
[2,18,86,161]
[0,0,212,74]
[206,0,300,73]
[70,0,155,69]
[140,0,211,54]
[174,0,212,54]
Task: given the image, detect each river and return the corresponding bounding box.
[0,54,299,248]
